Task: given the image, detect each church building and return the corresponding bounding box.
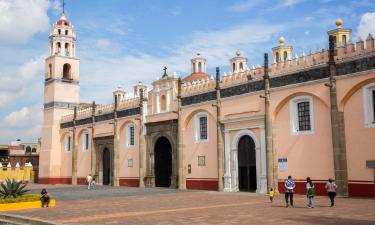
[39,13,375,197]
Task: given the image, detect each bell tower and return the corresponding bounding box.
[39,11,80,182]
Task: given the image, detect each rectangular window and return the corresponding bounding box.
[297,101,311,131]
[198,155,206,167]
[199,116,208,140]
[129,126,135,146]
[84,133,89,150]
[68,136,71,151]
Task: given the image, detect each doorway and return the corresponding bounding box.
[154,137,172,187]
[102,148,110,185]
[238,135,257,192]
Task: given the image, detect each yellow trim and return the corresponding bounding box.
[0,199,56,211]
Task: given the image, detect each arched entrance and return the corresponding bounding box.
[102,148,110,185]
[154,137,172,187]
[238,135,257,192]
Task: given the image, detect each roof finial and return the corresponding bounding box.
[62,0,66,13]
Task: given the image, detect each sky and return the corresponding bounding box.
[0,0,375,144]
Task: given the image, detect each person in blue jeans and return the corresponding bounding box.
[306,177,315,208]
[284,175,295,207]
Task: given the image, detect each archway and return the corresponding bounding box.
[102,148,110,185]
[238,135,257,192]
[154,137,172,187]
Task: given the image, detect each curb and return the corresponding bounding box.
[0,213,60,225]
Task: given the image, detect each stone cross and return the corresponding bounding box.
[366,160,375,189]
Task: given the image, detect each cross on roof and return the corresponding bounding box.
[162,66,168,78]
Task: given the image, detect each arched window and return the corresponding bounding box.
[160,95,167,111]
[342,35,347,46]
[57,42,61,54]
[63,63,71,79]
[81,132,89,151]
[198,62,202,72]
[126,124,135,147]
[31,148,36,153]
[58,29,61,35]
[25,146,31,153]
[192,62,196,73]
[276,52,280,63]
[65,30,68,35]
[283,51,288,61]
[239,62,243,71]
[48,64,52,79]
[64,134,71,151]
[65,43,69,56]
[233,62,236,72]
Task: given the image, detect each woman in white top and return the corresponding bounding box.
[325,178,337,207]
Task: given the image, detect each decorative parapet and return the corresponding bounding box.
[181,76,216,97]
[60,97,141,127]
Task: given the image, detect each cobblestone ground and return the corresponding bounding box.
[7,184,375,225]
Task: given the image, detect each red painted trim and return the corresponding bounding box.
[38,177,72,184]
[348,183,375,197]
[278,181,375,197]
[119,178,140,187]
[77,177,87,185]
[186,179,218,191]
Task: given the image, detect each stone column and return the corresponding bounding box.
[223,130,231,192]
[215,67,224,191]
[328,36,348,197]
[231,148,239,191]
[71,107,78,185]
[263,53,276,192]
[139,90,146,187]
[113,98,120,186]
[177,78,186,189]
[90,102,97,179]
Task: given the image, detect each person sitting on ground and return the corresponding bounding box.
[40,188,50,208]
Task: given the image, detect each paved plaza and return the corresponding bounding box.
[6,184,375,225]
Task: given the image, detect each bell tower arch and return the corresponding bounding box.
[39,11,80,183]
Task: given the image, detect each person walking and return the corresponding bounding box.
[284,175,295,207]
[86,174,92,190]
[269,188,275,203]
[306,177,315,208]
[325,178,337,207]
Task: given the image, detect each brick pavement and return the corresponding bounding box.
[7,185,375,225]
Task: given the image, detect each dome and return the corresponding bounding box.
[336,18,343,27]
[56,13,70,26]
[279,36,285,45]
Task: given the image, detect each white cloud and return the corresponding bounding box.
[4,107,30,127]
[230,0,264,12]
[0,55,44,107]
[0,0,53,43]
[96,39,112,49]
[357,12,375,41]
[270,0,304,10]
[78,21,284,103]
[0,104,42,143]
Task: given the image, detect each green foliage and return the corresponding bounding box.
[0,194,41,204]
[0,179,29,199]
